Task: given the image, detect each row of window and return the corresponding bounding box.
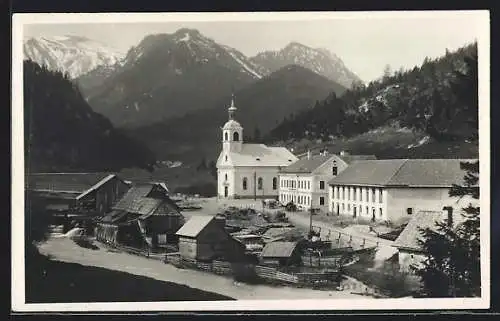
[332,202,384,218]
[332,186,383,203]
[280,194,325,206]
[280,179,326,190]
[224,174,278,191]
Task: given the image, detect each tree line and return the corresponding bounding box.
[24,60,156,173]
[266,42,478,144]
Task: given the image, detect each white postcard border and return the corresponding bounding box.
[11,10,491,312]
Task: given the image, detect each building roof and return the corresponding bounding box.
[328,159,477,187]
[223,119,243,130]
[113,184,181,217]
[176,215,215,238]
[228,144,298,167]
[262,227,297,239]
[281,154,333,173]
[27,172,114,195]
[261,241,298,258]
[338,154,377,164]
[393,210,446,252]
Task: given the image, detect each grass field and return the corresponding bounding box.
[25,248,233,303]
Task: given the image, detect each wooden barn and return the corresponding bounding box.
[176,215,246,262]
[260,241,302,267]
[95,183,185,249]
[26,172,130,232]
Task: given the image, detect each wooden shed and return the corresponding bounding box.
[260,241,302,267]
[176,216,246,262]
[26,172,130,233]
[96,183,185,249]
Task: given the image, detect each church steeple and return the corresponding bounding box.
[228,93,237,120]
[222,93,243,153]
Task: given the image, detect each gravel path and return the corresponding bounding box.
[38,238,364,300]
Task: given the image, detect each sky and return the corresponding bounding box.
[22,12,485,82]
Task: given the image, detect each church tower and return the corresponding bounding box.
[222,94,243,153]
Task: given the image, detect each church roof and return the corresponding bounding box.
[222,119,242,130]
[228,144,298,167]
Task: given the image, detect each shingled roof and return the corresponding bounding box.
[113,184,181,218]
[393,210,446,252]
[281,154,332,173]
[27,172,114,194]
[328,159,477,187]
[227,144,298,167]
[176,215,215,238]
[261,241,298,258]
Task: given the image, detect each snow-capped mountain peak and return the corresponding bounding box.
[122,29,263,79]
[250,41,362,88]
[23,35,125,78]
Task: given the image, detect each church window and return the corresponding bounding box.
[242,177,248,190]
[258,177,263,190]
[225,155,228,162]
[224,174,228,181]
[272,177,277,190]
[224,132,228,141]
[233,132,240,141]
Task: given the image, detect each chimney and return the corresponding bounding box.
[443,206,454,227]
[307,150,311,159]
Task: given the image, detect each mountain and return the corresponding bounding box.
[81,28,266,128]
[126,64,346,164]
[23,35,125,79]
[24,60,156,172]
[249,42,363,89]
[266,42,479,159]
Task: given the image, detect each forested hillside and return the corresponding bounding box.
[267,43,478,156]
[24,60,156,173]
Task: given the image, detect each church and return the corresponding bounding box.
[216,95,298,199]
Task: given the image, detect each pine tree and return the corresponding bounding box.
[413,160,480,297]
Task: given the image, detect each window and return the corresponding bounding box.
[342,204,345,211]
[379,189,383,203]
[354,188,357,201]
[225,155,228,162]
[258,177,263,190]
[272,177,277,190]
[242,177,247,190]
[332,166,338,176]
[320,181,325,190]
[407,208,413,215]
[224,132,228,141]
[307,181,310,190]
[365,189,368,202]
[320,197,325,206]
[366,206,369,215]
[347,187,350,200]
[224,173,228,181]
[372,188,376,202]
[379,208,383,217]
[342,187,345,200]
[233,132,239,141]
[347,204,351,211]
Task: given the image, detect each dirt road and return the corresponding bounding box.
[38,238,363,300]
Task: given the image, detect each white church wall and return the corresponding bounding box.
[233,167,280,199]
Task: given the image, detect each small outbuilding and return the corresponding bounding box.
[96,182,184,249]
[393,209,463,273]
[176,215,246,262]
[260,241,302,267]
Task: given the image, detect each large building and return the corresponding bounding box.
[216,96,298,199]
[279,151,376,212]
[27,172,130,219]
[327,159,477,223]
